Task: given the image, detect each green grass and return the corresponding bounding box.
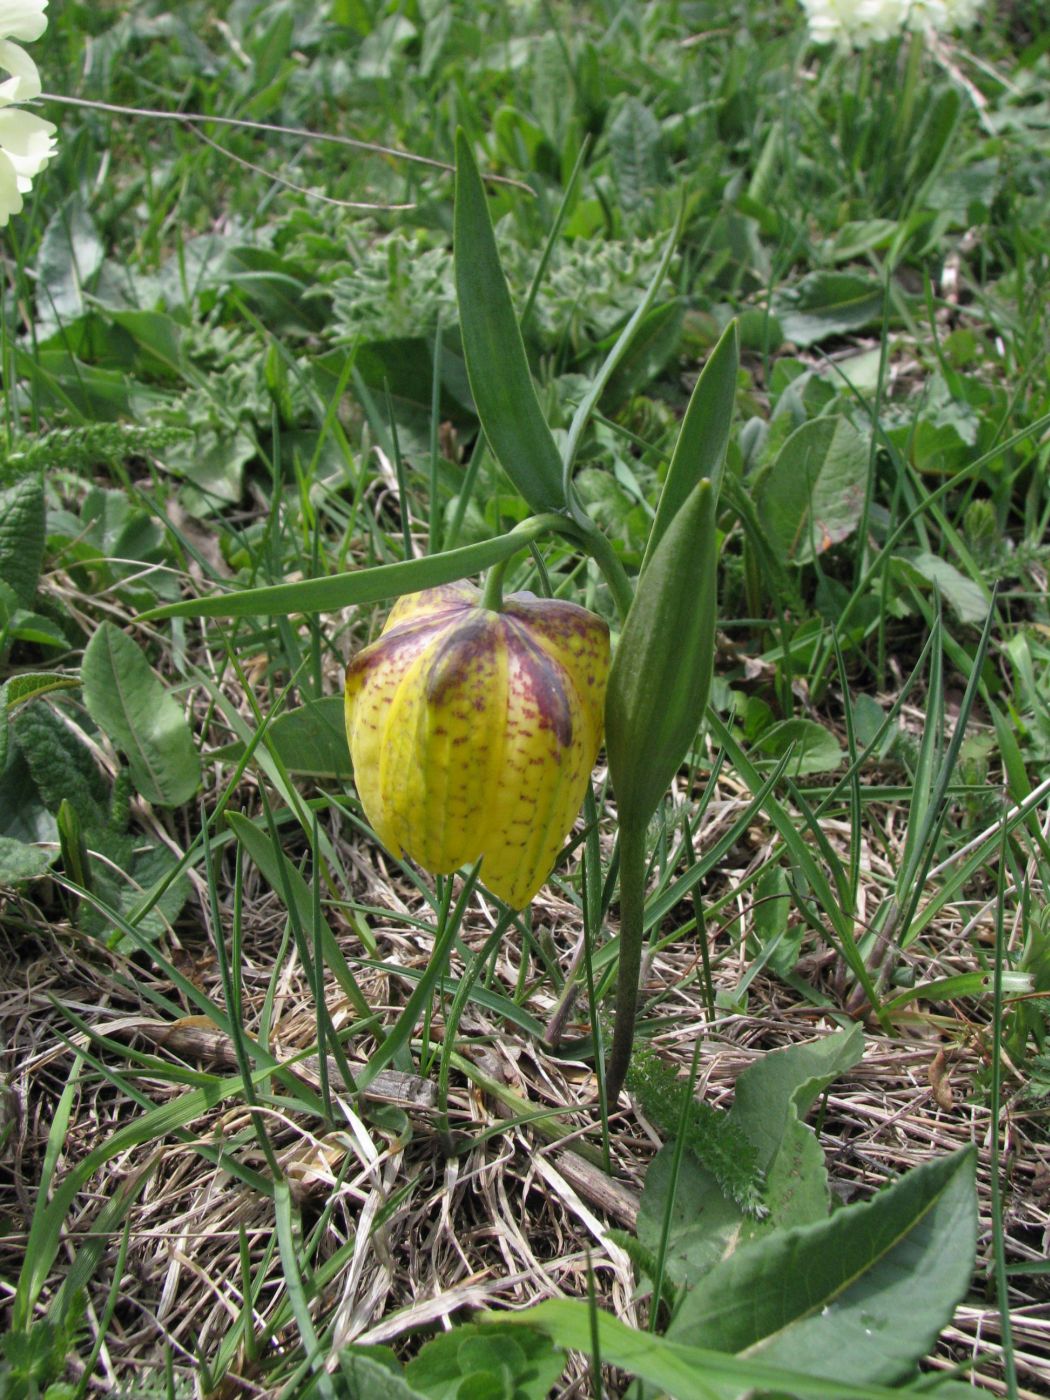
[2,0,1050,1395]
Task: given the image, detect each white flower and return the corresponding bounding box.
[0,0,54,227]
[800,0,985,46]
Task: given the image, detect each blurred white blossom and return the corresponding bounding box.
[0,0,55,227]
[799,0,985,47]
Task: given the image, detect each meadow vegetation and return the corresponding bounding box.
[1,1,1049,1395]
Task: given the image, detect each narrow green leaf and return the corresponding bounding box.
[81,623,200,807]
[139,523,553,621]
[453,130,565,511]
[606,479,717,833]
[706,710,880,1012]
[227,811,371,1019]
[642,320,737,572]
[667,1148,977,1386]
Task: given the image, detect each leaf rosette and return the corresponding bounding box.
[345,583,610,908]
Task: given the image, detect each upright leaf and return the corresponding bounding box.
[0,475,46,607]
[81,624,200,807]
[608,97,666,210]
[454,131,565,512]
[755,415,869,566]
[642,320,738,573]
[606,479,718,832]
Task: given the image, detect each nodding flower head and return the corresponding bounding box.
[345,583,610,908]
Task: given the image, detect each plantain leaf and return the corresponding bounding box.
[0,474,46,607]
[493,1299,956,1400]
[0,673,79,773]
[642,320,737,573]
[81,624,200,807]
[666,1148,977,1386]
[453,130,565,511]
[0,835,55,884]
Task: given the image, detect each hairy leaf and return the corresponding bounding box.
[81,624,199,808]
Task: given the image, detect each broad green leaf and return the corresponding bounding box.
[753,718,845,775]
[453,131,565,511]
[3,673,80,710]
[405,1323,563,1400]
[667,1148,977,1387]
[752,863,799,979]
[496,1300,946,1400]
[772,272,885,348]
[211,695,351,778]
[732,1025,865,1175]
[139,525,548,621]
[608,97,666,210]
[892,552,989,625]
[0,673,79,772]
[637,1028,864,1289]
[642,320,738,572]
[12,700,109,831]
[314,1353,427,1400]
[0,474,46,607]
[81,624,200,807]
[597,298,684,411]
[637,1145,748,1288]
[755,415,869,566]
[0,835,55,884]
[35,198,105,334]
[606,480,717,833]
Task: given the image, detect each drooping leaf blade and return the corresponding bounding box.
[139,526,547,621]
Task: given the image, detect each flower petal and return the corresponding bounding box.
[0,38,41,100]
[0,0,48,42]
[0,145,23,224]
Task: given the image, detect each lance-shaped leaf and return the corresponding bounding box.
[454,130,566,512]
[642,320,737,574]
[605,478,718,832]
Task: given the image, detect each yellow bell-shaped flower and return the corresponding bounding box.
[345,582,610,908]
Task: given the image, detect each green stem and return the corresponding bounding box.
[508,510,635,623]
[606,819,647,1103]
[574,518,634,622]
[482,554,511,611]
